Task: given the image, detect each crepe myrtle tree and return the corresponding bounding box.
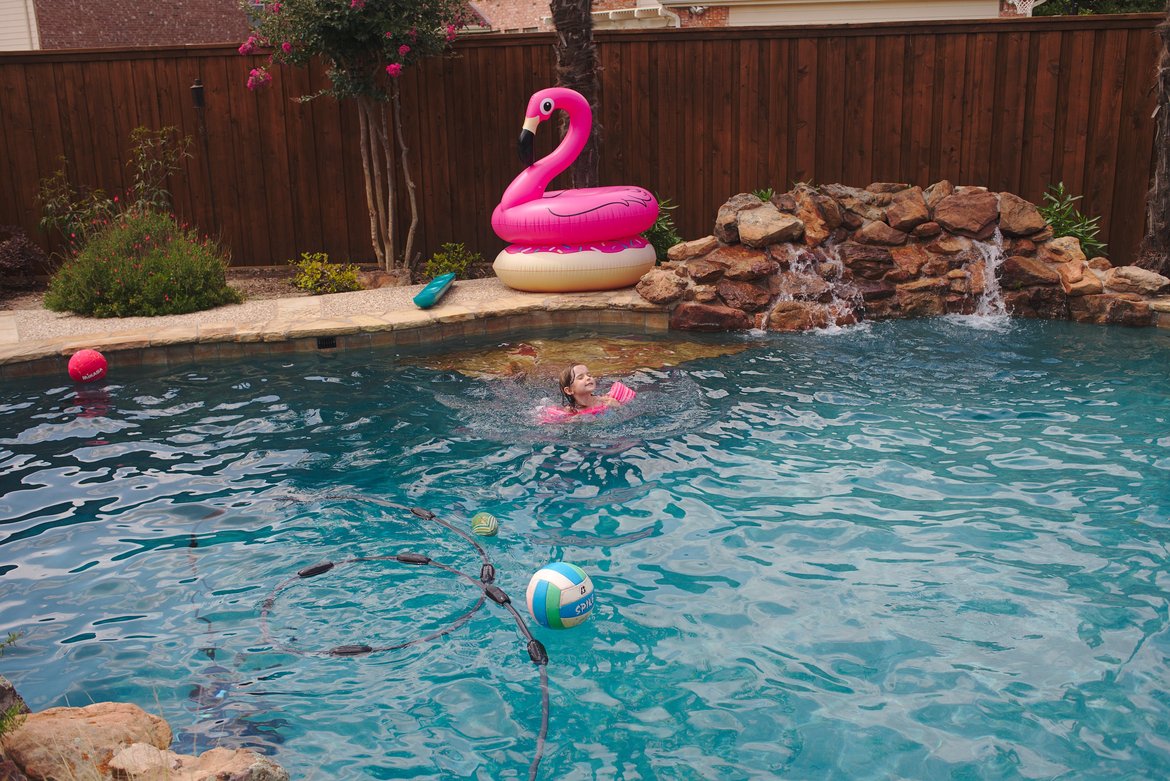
[241,0,465,273]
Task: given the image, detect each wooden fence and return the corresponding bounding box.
[0,14,1161,269]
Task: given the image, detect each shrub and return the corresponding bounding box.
[38,127,191,258]
[289,252,363,295]
[0,225,49,288]
[0,631,25,741]
[752,187,775,202]
[643,196,683,262]
[1038,182,1107,259]
[44,211,241,317]
[422,242,482,280]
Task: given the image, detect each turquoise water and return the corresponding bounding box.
[1,318,1169,780]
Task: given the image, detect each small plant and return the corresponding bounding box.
[752,187,775,202]
[38,127,192,258]
[289,252,363,295]
[1,631,27,740]
[643,196,683,262]
[0,225,49,288]
[44,210,241,317]
[422,242,482,280]
[1038,182,1107,258]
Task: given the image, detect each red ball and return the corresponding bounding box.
[67,349,108,383]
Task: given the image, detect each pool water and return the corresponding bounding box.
[1,318,1169,780]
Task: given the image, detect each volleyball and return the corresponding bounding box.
[67,349,107,383]
[526,563,595,629]
[470,511,498,536]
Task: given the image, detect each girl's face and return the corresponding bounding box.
[564,364,595,397]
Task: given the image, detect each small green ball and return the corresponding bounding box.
[471,511,499,536]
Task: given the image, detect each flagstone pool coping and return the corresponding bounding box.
[1,278,1167,381]
[0,278,671,380]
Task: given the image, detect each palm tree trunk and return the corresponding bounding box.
[549,0,601,189]
[1140,4,1169,274]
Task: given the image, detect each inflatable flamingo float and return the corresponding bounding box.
[491,88,659,293]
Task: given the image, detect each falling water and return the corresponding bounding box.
[965,227,1011,328]
[762,242,864,330]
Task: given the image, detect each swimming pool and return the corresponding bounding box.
[1,318,1168,779]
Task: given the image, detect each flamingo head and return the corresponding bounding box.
[517,87,587,167]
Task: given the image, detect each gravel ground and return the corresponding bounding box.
[2,269,519,343]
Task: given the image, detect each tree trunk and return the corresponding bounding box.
[1140,4,1170,274]
[549,0,601,189]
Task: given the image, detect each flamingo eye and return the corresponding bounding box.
[540,98,554,115]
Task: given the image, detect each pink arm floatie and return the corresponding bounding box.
[608,381,636,404]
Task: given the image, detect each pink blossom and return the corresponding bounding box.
[398,44,411,57]
[385,63,403,78]
[247,67,273,90]
[238,36,259,55]
[281,41,292,53]
[408,27,418,40]
[385,31,393,38]
[445,24,458,42]
[350,0,365,8]
[269,2,281,11]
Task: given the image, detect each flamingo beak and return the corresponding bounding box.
[517,116,539,166]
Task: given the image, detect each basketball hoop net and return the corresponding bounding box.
[1007,0,1035,16]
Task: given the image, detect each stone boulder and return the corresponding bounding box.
[999,256,1062,289]
[670,302,754,331]
[854,220,908,246]
[1037,236,1087,267]
[771,271,832,302]
[1069,293,1153,326]
[737,204,804,248]
[933,190,999,238]
[108,744,289,781]
[1,703,171,781]
[666,235,719,262]
[819,183,887,222]
[1103,266,1170,295]
[716,279,772,312]
[885,186,930,232]
[792,186,842,247]
[714,193,763,244]
[724,254,780,281]
[767,301,831,331]
[997,192,1046,236]
[685,257,727,285]
[923,179,954,210]
[635,268,688,305]
[0,675,30,718]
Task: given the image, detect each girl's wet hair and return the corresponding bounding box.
[559,363,585,409]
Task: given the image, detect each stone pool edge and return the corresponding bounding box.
[0,284,671,380]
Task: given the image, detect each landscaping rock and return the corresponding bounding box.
[666,235,719,262]
[685,258,727,285]
[933,190,999,237]
[108,744,289,781]
[714,193,763,244]
[1103,266,1170,295]
[716,279,772,312]
[999,256,1062,289]
[635,268,688,304]
[1069,293,1152,326]
[1,703,171,781]
[923,179,954,210]
[911,221,943,238]
[737,204,804,248]
[669,302,753,331]
[793,186,842,247]
[998,192,1046,236]
[1037,236,1087,267]
[854,220,908,246]
[767,300,830,331]
[885,186,930,232]
[0,675,30,718]
[724,254,779,281]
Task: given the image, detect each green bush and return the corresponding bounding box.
[422,242,482,280]
[643,196,683,262]
[289,252,363,295]
[751,187,775,202]
[1038,182,1107,259]
[44,211,241,317]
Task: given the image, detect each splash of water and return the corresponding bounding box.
[963,227,1012,330]
[760,243,863,332]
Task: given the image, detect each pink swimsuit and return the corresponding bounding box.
[539,382,636,424]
